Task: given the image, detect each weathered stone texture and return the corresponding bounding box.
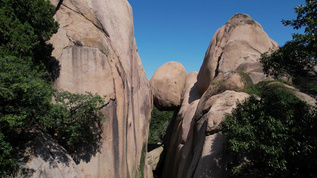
[19,0,152,177]
[161,14,276,178]
[197,13,278,95]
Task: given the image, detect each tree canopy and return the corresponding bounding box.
[221,82,317,177]
[261,0,317,80]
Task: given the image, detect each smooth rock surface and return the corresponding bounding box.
[19,0,153,177]
[161,14,273,178]
[197,13,278,95]
[202,90,250,133]
[186,91,249,178]
[161,72,201,178]
[150,61,187,110]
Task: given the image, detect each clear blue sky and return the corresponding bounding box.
[128,0,306,80]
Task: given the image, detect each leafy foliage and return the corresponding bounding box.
[0,132,15,176]
[261,0,317,79]
[237,72,260,96]
[221,83,317,177]
[148,106,173,144]
[0,56,53,128]
[138,144,147,178]
[0,0,59,80]
[0,0,106,176]
[47,91,105,151]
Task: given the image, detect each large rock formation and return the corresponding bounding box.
[159,14,276,178]
[18,0,152,177]
[150,61,187,111]
[197,13,278,94]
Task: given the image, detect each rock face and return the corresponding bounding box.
[159,14,276,178]
[197,13,278,94]
[150,61,187,111]
[19,0,152,177]
[17,129,84,178]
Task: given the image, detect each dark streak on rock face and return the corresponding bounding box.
[111,100,120,178]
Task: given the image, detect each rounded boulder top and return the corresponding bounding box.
[150,61,187,111]
[226,13,261,27]
[197,13,278,95]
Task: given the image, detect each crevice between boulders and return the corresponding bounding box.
[54,0,64,15]
[214,52,223,79]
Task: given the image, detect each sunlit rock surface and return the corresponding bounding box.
[18,0,153,177]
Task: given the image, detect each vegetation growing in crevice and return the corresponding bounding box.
[237,72,258,95]
[138,144,147,178]
[211,80,226,86]
[148,106,173,145]
[237,72,253,87]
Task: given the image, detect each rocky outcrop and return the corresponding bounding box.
[197,13,278,94]
[161,88,249,178]
[160,14,276,178]
[19,0,152,177]
[150,61,187,111]
[160,72,200,178]
[187,90,250,178]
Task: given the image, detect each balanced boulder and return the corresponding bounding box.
[150,61,187,110]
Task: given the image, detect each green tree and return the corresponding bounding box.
[0,0,59,77]
[0,56,53,128]
[0,0,106,176]
[221,82,317,177]
[0,0,58,173]
[261,0,317,79]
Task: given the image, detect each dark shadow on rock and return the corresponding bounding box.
[47,57,61,81]
[188,82,201,104]
[186,115,208,178]
[14,128,72,176]
[148,144,163,152]
[70,121,103,164]
[154,108,179,178]
[193,133,227,178]
[54,0,64,14]
[17,128,72,164]
[15,122,103,176]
